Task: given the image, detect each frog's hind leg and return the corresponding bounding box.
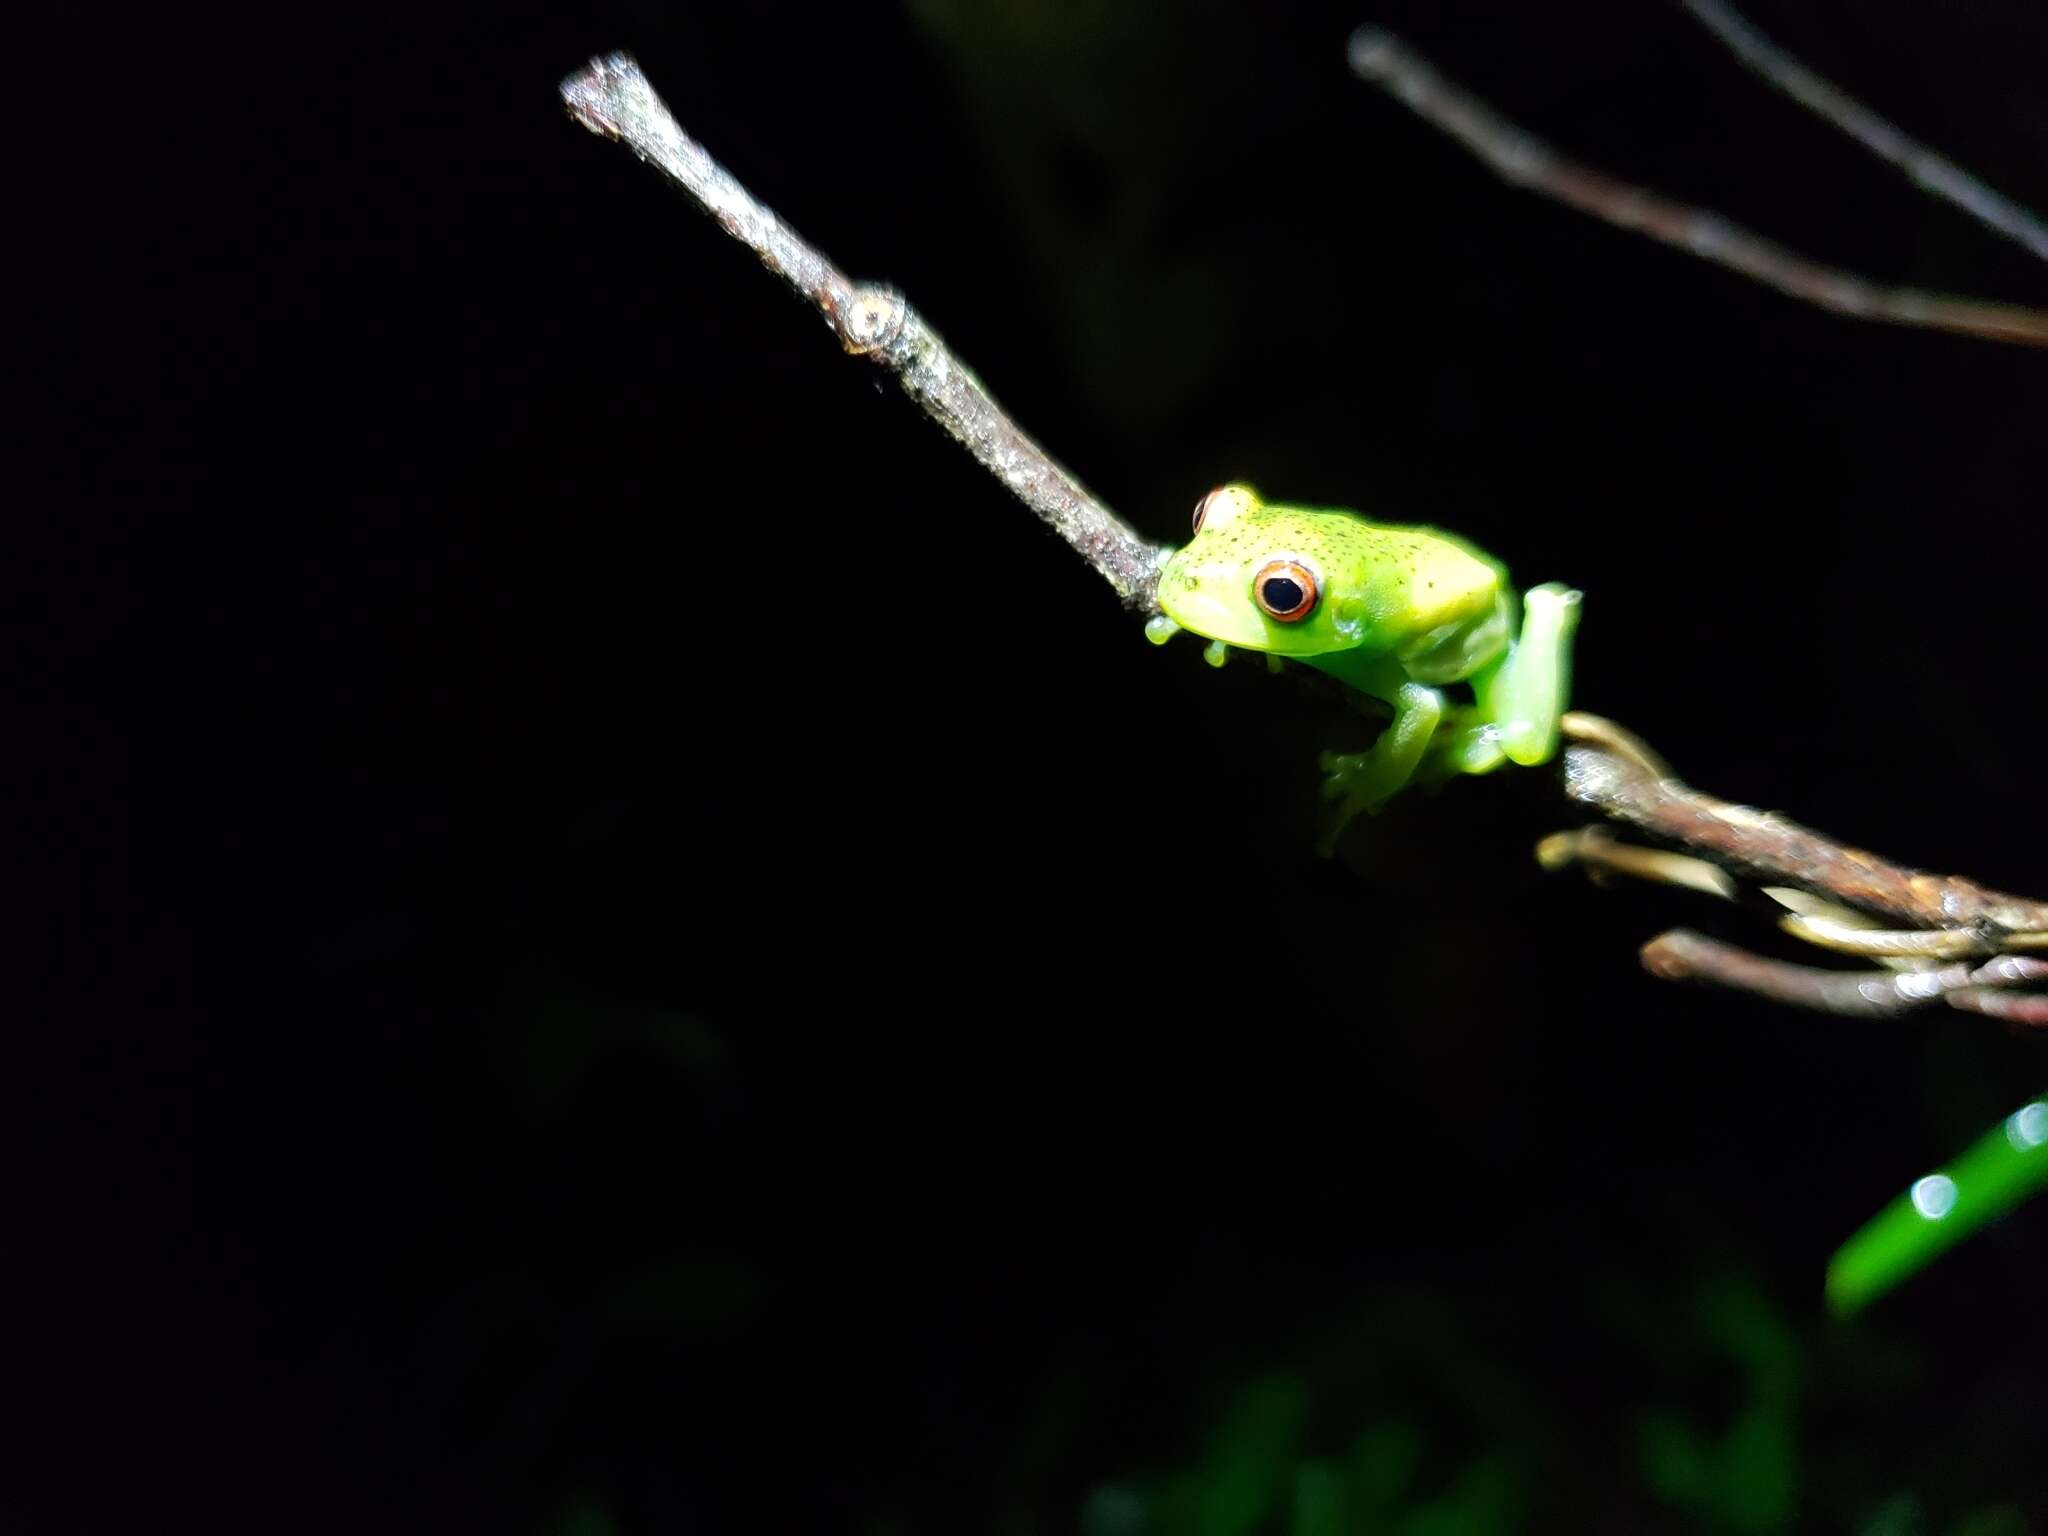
[1316,681,1443,854]
[1480,582,1582,766]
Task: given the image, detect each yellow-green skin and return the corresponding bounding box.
[1155,485,1582,850]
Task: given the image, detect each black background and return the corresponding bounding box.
[10,0,2048,1529]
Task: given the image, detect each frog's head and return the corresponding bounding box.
[1157,484,1370,656]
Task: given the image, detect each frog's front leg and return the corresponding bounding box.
[1419,583,1583,783]
[1479,582,1582,766]
[1316,681,1444,854]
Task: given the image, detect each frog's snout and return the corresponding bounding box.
[1159,556,1291,653]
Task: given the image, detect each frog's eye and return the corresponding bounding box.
[1191,488,1221,533]
[1253,559,1319,622]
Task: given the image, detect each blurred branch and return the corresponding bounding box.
[558,53,1166,611]
[1346,28,2048,348]
[1642,930,2048,1020]
[1549,713,2048,1021]
[1679,0,2048,265]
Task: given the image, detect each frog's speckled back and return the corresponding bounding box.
[1158,485,1503,657]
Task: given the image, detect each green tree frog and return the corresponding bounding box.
[1147,484,1582,851]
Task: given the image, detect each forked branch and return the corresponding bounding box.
[560,52,2046,1024]
[1548,714,2048,1022]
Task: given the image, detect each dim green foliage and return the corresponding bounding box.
[1035,1270,2029,1536]
[479,865,2043,1533]
[553,1501,616,1536]
[1633,1276,1800,1532]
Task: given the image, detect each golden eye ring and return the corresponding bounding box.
[1252,559,1318,622]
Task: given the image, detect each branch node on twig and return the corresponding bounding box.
[838,287,910,356]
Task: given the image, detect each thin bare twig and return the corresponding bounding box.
[1680,0,2048,266]
[559,53,1166,610]
[1346,28,2048,348]
[1776,911,2048,962]
[1535,825,1741,902]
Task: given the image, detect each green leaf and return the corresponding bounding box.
[1826,1095,2048,1316]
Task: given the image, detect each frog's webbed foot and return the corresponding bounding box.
[1426,709,1510,780]
[1313,682,1444,855]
